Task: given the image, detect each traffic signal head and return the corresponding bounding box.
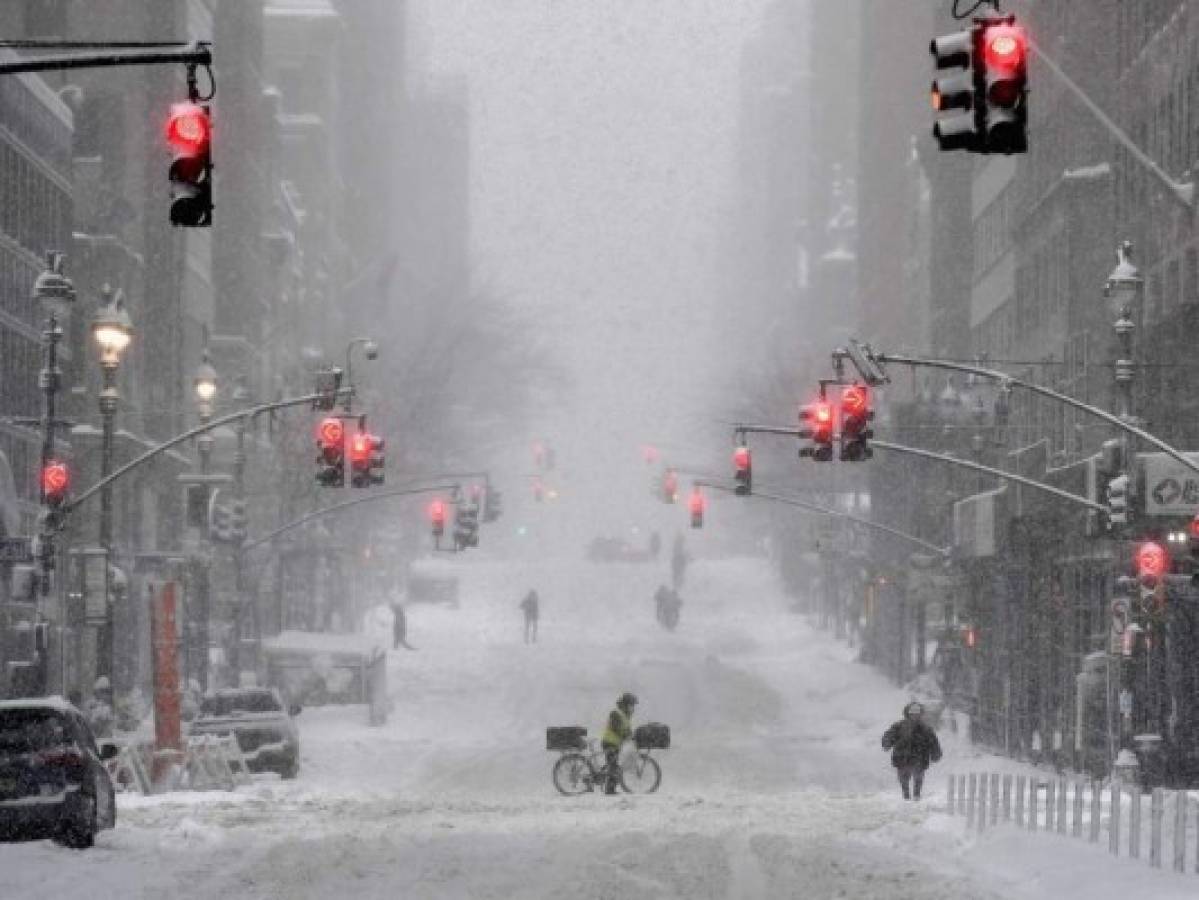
[689,487,705,529]
[733,446,752,496]
[166,102,213,227]
[368,435,385,486]
[228,499,248,544]
[962,624,978,650]
[1136,540,1168,587]
[349,432,372,488]
[980,21,1028,153]
[662,469,679,503]
[454,502,480,549]
[839,384,874,462]
[41,461,70,507]
[316,416,345,487]
[1106,474,1130,529]
[483,486,503,522]
[209,502,232,543]
[799,400,835,462]
[429,499,447,537]
[930,29,978,152]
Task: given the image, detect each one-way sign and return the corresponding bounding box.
[0,537,33,564]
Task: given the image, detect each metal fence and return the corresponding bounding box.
[946,772,1199,875]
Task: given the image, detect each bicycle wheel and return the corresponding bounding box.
[620,752,661,794]
[552,753,593,796]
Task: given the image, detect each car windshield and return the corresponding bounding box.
[200,691,282,717]
[0,709,72,754]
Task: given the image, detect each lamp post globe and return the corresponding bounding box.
[91,285,134,369]
[194,355,218,407]
[1104,241,1143,317]
[31,251,77,317]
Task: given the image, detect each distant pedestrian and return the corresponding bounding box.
[520,589,540,643]
[881,701,942,800]
[392,602,415,650]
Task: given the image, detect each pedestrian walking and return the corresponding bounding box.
[881,701,942,800]
[392,602,416,650]
[519,589,540,643]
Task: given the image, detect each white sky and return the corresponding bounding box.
[404,0,771,537]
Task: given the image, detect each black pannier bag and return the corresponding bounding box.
[546,726,587,751]
[634,722,671,750]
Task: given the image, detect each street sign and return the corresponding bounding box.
[1142,452,1199,516]
[0,537,33,563]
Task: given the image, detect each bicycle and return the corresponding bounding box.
[552,738,662,795]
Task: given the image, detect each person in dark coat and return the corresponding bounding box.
[881,701,942,800]
[519,590,540,643]
[392,602,415,650]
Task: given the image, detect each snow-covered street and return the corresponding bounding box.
[1,556,1193,899]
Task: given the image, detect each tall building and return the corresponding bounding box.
[0,47,74,697]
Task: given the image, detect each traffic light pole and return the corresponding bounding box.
[64,388,351,520]
[858,352,1199,480]
[0,42,212,77]
[241,484,460,553]
[698,480,949,557]
[731,424,1105,512]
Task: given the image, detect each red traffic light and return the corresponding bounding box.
[317,417,344,447]
[663,469,679,502]
[985,27,1025,67]
[689,488,705,515]
[349,432,372,464]
[41,461,69,499]
[429,499,447,526]
[166,102,211,153]
[962,625,978,649]
[733,446,751,472]
[841,384,868,416]
[1136,541,1168,581]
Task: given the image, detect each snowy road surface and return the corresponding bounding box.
[1,556,1193,899]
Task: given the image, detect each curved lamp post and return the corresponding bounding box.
[90,285,133,682]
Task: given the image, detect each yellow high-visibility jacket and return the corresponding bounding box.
[602,707,632,748]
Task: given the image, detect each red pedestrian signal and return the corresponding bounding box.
[689,487,705,529]
[166,102,213,227]
[41,461,70,507]
[733,446,752,496]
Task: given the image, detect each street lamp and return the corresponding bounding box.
[90,285,133,684]
[194,351,218,473]
[31,251,76,599]
[343,337,379,412]
[1104,241,1144,781]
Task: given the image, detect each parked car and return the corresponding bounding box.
[0,697,117,849]
[189,688,301,779]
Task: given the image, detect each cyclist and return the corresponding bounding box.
[600,692,638,794]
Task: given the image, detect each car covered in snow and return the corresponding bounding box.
[0,697,117,849]
[189,688,301,779]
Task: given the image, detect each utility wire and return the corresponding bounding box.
[0,40,194,49]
